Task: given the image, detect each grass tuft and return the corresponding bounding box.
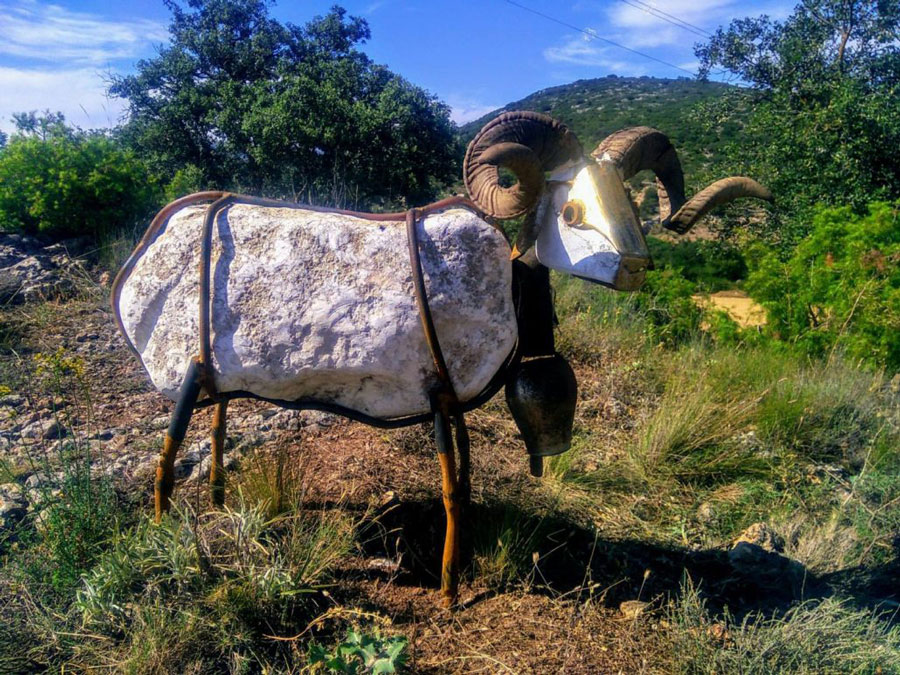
[664,578,900,673]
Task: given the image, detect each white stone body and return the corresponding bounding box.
[117,204,517,419]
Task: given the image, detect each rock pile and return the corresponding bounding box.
[0,233,90,304]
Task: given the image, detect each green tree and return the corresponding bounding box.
[111,0,458,209]
[695,1,900,247]
[11,110,73,141]
[0,114,160,238]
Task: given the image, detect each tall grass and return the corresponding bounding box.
[546,274,899,563]
[664,578,900,673]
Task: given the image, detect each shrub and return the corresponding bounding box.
[746,201,900,371]
[634,269,704,346]
[0,129,160,239]
[647,237,747,290]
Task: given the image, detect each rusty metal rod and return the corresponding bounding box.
[210,399,228,507]
[435,409,461,607]
[155,358,203,521]
[406,208,454,391]
[198,194,236,377]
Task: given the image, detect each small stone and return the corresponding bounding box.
[727,523,800,583]
[188,452,238,484]
[379,490,398,509]
[0,483,28,531]
[731,522,784,553]
[0,395,24,408]
[20,418,67,441]
[367,558,400,573]
[151,415,170,430]
[133,455,159,481]
[92,428,120,441]
[174,449,202,479]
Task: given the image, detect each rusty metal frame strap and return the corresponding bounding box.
[197,194,237,398]
[406,208,459,412]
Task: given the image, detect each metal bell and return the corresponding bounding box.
[505,353,577,477]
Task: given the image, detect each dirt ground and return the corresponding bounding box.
[693,290,767,328]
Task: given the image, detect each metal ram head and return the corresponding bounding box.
[464,112,773,291]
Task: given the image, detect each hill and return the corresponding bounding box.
[459,75,746,181]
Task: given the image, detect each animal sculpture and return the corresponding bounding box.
[112,111,772,605]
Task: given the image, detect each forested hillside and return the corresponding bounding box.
[459,76,746,178]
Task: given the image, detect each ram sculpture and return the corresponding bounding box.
[112,111,772,606]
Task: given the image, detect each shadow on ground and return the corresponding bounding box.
[348,496,900,621]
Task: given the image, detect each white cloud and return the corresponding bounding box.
[0,66,127,134]
[605,0,798,47]
[544,37,648,75]
[365,1,390,14]
[608,0,735,30]
[0,1,169,133]
[543,1,797,72]
[445,95,502,125]
[0,0,167,64]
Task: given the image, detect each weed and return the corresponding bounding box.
[628,354,766,486]
[72,496,359,670]
[308,626,409,673]
[472,503,559,589]
[237,441,309,518]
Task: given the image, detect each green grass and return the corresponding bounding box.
[547,275,900,566]
[663,579,900,674]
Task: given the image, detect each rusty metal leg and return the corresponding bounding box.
[210,399,228,507]
[455,413,471,509]
[155,359,202,522]
[435,410,461,608]
[455,412,472,574]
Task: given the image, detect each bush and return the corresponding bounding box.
[634,269,704,346]
[308,627,409,673]
[746,202,900,371]
[0,129,160,239]
[647,237,747,290]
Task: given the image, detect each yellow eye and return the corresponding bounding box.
[561,200,585,226]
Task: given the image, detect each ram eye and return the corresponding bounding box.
[561,200,585,226]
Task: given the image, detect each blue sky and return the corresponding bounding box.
[0,0,796,134]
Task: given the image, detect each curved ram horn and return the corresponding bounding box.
[592,126,687,219]
[665,177,774,235]
[464,111,583,220]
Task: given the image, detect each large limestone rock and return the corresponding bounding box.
[117,204,517,419]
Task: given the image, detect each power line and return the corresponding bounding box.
[503,0,697,77]
[616,0,731,75]
[618,0,712,39]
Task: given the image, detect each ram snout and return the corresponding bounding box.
[535,160,652,291]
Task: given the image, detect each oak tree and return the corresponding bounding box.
[111,1,458,208]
